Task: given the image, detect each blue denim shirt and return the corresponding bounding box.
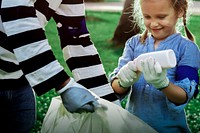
[110,33,200,133]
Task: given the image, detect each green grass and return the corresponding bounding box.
[31,11,200,133]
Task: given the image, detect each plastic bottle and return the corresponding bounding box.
[135,49,177,71]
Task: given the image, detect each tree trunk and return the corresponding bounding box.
[111,0,140,46]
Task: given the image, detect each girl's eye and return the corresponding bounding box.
[144,16,151,19]
[158,16,166,19]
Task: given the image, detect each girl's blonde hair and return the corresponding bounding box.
[133,0,195,43]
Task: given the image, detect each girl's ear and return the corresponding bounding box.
[178,9,184,18]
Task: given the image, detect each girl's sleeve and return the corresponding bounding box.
[166,41,200,113]
[108,36,138,100]
[166,78,197,113]
[109,36,139,78]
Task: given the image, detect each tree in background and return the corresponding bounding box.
[110,0,140,46]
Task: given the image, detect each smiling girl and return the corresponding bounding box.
[109,0,200,132]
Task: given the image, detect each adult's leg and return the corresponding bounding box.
[0,84,36,133]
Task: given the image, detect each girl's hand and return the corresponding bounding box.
[141,57,169,90]
[117,60,141,88]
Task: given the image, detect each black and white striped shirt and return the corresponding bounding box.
[0,0,117,101]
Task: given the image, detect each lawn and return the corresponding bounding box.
[31,11,200,133]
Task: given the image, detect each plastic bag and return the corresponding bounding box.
[41,96,157,133]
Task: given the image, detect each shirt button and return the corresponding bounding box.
[191,81,195,86]
[146,84,150,88]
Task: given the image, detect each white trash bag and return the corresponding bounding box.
[41,96,157,133]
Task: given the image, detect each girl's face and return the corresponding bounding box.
[141,0,183,41]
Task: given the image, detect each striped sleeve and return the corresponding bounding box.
[33,0,117,101]
[50,0,117,101]
[1,0,69,95]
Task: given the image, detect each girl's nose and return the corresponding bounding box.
[150,21,159,28]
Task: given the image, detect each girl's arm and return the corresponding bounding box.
[161,83,187,104]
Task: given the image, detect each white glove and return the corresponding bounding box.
[140,57,169,90]
[58,78,100,113]
[117,60,140,88]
